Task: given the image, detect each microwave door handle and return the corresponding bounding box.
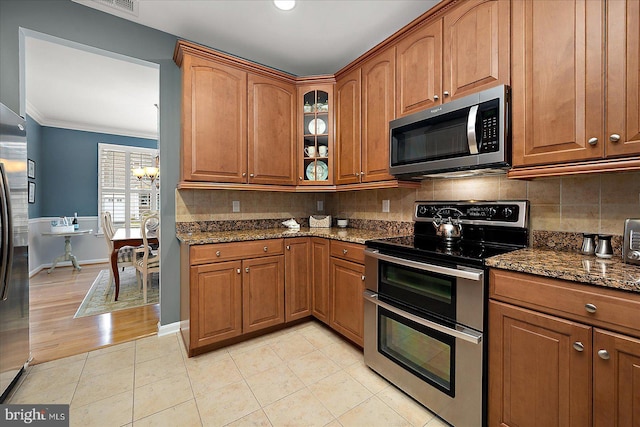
[363,290,482,344]
[466,105,479,154]
[0,163,13,300]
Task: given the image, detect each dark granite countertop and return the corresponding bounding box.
[176,227,407,246]
[487,248,640,294]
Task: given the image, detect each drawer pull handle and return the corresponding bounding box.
[573,342,584,352]
[245,267,250,273]
[609,134,621,143]
[597,349,610,360]
[263,246,268,252]
[216,251,221,257]
[585,303,597,313]
[236,269,241,274]
[343,249,348,254]
[361,275,365,281]
[588,137,598,146]
[286,245,290,250]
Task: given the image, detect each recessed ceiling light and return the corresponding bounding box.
[274,0,295,11]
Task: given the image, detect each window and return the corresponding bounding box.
[98,143,159,231]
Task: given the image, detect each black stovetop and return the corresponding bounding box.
[366,201,530,268]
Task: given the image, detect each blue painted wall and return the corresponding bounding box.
[26,115,42,218]
[39,126,156,217]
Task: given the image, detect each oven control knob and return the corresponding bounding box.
[488,207,497,218]
[418,205,428,216]
[628,251,640,261]
[502,207,514,218]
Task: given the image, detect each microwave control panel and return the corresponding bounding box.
[479,108,499,153]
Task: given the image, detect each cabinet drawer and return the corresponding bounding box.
[190,239,284,265]
[330,241,365,264]
[490,269,640,338]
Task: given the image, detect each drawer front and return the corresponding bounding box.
[190,239,284,265]
[330,241,365,264]
[490,269,640,337]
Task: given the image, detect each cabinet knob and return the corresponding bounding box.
[216,251,221,257]
[609,134,621,143]
[361,275,366,281]
[250,173,254,178]
[443,91,450,97]
[343,249,348,254]
[588,137,598,146]
[245,267,250,273]
[572,341,584,352]
[434,95,439,100]
[263,246,268,252]
[299,176,303,180]
[355,172,360,177]
[236,268,241,274]
[585,303,597,313]
[597,349,610,360]
[242,172,247,177]
[360,171,364,176]
[286,245,290,250]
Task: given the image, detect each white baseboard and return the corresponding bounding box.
[158,321,180,337]
[29,258,110,278]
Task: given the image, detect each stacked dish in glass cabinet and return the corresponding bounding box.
[299,86,333,185]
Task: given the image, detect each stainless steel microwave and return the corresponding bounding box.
[389,85,511,179]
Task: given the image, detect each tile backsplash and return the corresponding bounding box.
[176,171,640,236]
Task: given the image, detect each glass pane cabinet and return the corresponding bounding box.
[299,85,333,185]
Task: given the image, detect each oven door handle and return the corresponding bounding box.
[363,290,482,345]
[364,248,484,281]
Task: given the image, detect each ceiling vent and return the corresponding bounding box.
[73,0,139,17]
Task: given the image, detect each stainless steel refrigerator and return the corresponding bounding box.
[0,102,30,402]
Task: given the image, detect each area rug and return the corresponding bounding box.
[74,268,159,318]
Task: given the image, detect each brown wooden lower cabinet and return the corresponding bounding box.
[284,237,311,322]
[488,300,592,427]
[311,238,330,324]
[242,255,285,333]
[489,269,640,427]
[190,260,243,349]
[329,256,365,347]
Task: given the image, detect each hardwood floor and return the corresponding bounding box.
[29,262,159,365]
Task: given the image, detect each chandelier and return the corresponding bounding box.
[132,155,159,188]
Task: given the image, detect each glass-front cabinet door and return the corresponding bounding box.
[298,85,333,185]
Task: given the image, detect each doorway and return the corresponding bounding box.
[22,30,161,364]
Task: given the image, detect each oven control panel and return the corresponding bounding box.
[415,201,528,228]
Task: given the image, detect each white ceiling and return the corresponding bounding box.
[26,0,440,139]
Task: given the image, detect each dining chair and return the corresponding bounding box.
[134,212,160,303]
[101,211,137,294]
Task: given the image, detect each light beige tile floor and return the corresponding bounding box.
[7,320,450,427]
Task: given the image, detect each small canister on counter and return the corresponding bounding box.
[595,234,613,259]
[581,233,596,255]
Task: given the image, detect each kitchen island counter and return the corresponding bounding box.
[487,248,640,294]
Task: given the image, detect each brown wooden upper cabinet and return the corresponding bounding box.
[511,0,640,168]
[396,0,510,117]
[298,84,333,185]
[248,75,297,185]
[176,43,297,185]
[180,54,247,183]
[335,47,395,185]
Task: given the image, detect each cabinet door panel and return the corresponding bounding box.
[191,261,242,347]
[511,0,604,166]
[488,301,592,427]
[284,238,311,322]
[248,75,296,185]
[396,19,442,117]
[243,255,285,333]
[182,55,247,182]
[606,0,640,157]
[335,69,361,185]
[361,48,395,182]
[311,238,330,324]
[593,329,640,427]
[330,257,365,346]
[443,0,509,100]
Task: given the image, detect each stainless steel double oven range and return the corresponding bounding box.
[364,200,529,426]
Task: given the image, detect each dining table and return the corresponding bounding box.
[111,227,158,300]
